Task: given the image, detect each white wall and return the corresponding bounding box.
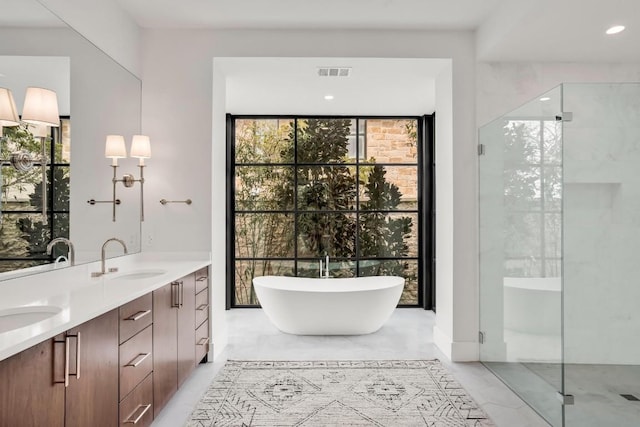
[141,29,478,360]
[39,0,142,78]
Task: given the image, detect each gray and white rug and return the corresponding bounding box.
[186,360,494,426]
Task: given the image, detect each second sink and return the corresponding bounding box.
[112,269,167,280]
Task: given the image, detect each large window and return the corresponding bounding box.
[0,119,71,272]
[228,116,432,308]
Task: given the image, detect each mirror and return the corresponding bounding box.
[0,0,142,279]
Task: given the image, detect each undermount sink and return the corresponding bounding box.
[114,269,167,280]
[0,305,62,333]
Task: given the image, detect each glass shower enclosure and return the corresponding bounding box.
[479,83,640,426]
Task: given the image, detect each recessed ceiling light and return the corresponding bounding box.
[540,97,551,101]
[606,25,625,35]
[324,94,334,101]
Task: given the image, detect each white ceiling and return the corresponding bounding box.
[113,0,640,62]
[115,0,503,31]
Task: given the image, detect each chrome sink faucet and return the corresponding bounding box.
[46,237,75,266]
[92,238,128,277]
[319,254,330,278]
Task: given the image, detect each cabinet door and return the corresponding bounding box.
[153,282,178,417]
[177,273,196,386]
[0,337,65,427]
[65,309,119,427]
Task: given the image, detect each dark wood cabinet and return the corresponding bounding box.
[178,273,196,387]
[65,309,119,427]
[0,265,209,427]
[153,281,179,416]
[0,310,119,427]
[119,373,153,427]
[153,273,199,416]
[0,336,66,427]
[195,267,210,364]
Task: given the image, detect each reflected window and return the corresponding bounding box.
[503,119,562,277]
[0,119,70,272]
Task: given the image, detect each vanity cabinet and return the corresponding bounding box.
[65,309,120,427]
[153,273,197,416]
[118,294,154,427]
[178,273,196,387]
[0,336,65,426]
[0,264,210,427]
[195,267,210,363]
[0,310,119,427]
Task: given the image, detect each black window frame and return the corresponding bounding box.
[226,114,435,310]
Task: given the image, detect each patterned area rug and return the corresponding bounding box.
[186,360,494,426]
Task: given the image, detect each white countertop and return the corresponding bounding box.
[0,252,211,362]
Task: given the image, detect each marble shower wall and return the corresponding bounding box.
[563,83,640,365]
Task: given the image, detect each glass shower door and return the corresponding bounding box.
[479,86,564,426]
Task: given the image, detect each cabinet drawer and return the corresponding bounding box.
[120,325,153,400]
[195,268,209,294]
[119,373,153,427]
[195,319,209,363]
[120,293,153,344]
[195,288,209,328]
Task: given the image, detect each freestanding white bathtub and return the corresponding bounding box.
[252,275,404,335]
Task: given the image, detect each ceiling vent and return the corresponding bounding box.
[318,67,351,77]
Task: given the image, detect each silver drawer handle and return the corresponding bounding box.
[125,352,151,367]
[197,337,210,346]
[196,276,207,282]
[124,403,151,424]
[126,310,151,321]
[196,303,209,311]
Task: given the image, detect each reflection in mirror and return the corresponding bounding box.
[0,56,70,273]
[0,0,142,280]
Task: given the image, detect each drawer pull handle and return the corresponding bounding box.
[64,332,81,387]
[124,403,151,424]
[197,337,210,346]
[125,352,151,367]
[196,276,207,282]
[196,303,209,311]
[126,310,151,321]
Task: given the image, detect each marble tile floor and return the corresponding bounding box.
[152,308,549,427]
[526,362,640,427]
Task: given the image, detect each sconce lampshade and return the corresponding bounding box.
[130,135,151,159]
[105,135,127,158]
[0,88,20,127]
[21,87,60,127]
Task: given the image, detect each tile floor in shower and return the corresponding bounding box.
[151,308,548,427]
[484,361,640,426]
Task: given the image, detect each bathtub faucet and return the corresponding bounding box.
[319,254,330,278]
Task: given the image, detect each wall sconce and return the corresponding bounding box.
[104,134,151,222]
[0,87,59,225]
[0,87,20,134]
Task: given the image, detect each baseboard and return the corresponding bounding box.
[433,326,479,362]
[213,333,227,360]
